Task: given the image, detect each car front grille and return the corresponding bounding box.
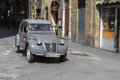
[45,43,56,53]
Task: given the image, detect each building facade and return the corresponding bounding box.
[35,0,86,46]
[39,0,79,43]
[18,0,119,51]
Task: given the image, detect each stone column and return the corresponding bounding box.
[85,0,94,46]
[94,0,101,47]
[71,0,78,42]
[41,0,45,19]
[86,0,101,47]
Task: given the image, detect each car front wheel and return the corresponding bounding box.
[26,46,34,63]
[59,53,67,62]
[16,46,20,53]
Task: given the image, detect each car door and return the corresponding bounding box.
[20,22,28,49]
[15,21,23,47]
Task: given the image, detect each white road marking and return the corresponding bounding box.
[13,45,15,47]
[5,51,11,53]
[10,49,13,51]
[2,50,12,56]
[2,52,9,56]
[90,56,101,61]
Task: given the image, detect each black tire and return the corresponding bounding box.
[16,46,20,53]
[59,53,67,62]
[26,46,34,63]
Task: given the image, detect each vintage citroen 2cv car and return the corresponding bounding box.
[15,19,68,63]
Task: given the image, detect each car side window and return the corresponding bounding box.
[20,24,24,32]
[23,23,28,33]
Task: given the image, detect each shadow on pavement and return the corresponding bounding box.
[34,56,69,64]
[0,26,18,39]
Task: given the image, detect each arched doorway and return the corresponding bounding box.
[35,0,41,19]
[51,0,59,24]
[51,0,59,35]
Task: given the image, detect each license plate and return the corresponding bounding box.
[45,52,60,57]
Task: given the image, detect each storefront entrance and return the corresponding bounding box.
[101,6,120,51]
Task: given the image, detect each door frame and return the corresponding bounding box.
[100,5,120,49]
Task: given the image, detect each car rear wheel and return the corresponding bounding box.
[59,53,67,62]
[26,46,34,63]
[16,46,20,53]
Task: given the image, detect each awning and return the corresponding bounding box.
[97,0,120,5]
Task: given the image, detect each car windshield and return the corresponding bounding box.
[28,24,53,31]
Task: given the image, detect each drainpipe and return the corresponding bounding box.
[115,8,117,27]
[62,1,65,38]
[68,0,71,41]
[115,7,119,52]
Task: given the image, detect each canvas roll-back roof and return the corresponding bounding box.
[23,19,51,24]
[97,0,120,5]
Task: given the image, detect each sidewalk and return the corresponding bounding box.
[68,41,120,63]
[0,26,17,39]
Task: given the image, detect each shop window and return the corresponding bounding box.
[103,7,115,30]
[103,7,115,39]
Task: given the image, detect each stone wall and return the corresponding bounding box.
[41,0,46,19]
[85,0,100,47]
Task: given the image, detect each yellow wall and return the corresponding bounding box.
[71,0,78,42]
[86,0,100,47]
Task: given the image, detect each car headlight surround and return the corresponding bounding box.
[37,39,42,45]
[60,39,64,45]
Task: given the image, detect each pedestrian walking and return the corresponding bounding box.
[114,26,119,53]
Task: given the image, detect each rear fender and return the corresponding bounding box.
[15,34,20,47]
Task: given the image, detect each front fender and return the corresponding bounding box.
[27,40,45,55]
[15,34,20,47]
[58,42,68,54]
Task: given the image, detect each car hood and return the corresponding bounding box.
[29,33,58,43]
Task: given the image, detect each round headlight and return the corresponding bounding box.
[37,40,42,45]
[60,39,64,45]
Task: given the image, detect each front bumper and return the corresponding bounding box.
[29,44,67,57]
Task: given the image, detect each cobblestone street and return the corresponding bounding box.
[0,27,119,80]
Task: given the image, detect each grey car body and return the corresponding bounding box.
[15,19,68,63]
